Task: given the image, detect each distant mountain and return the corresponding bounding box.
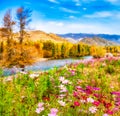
[58,33,120,44]
[80,37,117,46]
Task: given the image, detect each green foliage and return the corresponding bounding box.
[105,65,115,74]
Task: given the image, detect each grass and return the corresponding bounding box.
[0,57,120,116]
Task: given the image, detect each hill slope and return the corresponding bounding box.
[27,30,67,42]
[80,37,117,46]
[0,29,67,42]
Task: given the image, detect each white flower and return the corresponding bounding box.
[60,87,67,93]
[87,97,94,103]
[103,114,109,116]
[20,71,27,74]
[21,96,25,99]
[29,73,39,79]
[59,84,65,89]
[58,100,66,106]
[59,94,66,99]
[80,100,86,103]
[5,76,13,82]
[89,106,97,114]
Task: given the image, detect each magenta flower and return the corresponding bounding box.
[111,91,120,96]
[93,101,100,106]
[94,93,99,98]
[76,86,83,91]
[74,101,80,106]
[93,87,100,91]
[69,69,75,76]
[105,109,113,115]
[73,91,78,97]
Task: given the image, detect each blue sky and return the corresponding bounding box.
[0,0,120,34]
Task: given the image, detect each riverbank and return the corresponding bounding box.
[34,58,49,62]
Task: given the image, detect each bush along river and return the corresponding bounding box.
[3,56,93,76]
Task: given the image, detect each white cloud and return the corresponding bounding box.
[84,11,112,18]
[29,20,120,34]
[75,3,81,6]
[60,7,79,14]
[48,0,59,4]
[48,21,64,26]
[106,0,118,3]
[69,15,76,19]
[73,0,81,6]
[106,0,120,5]
[83,7,87,10]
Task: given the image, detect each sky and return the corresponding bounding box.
[0,0,120,34]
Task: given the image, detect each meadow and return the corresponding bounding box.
[0,56,120,116]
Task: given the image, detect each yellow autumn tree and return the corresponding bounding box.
[90,46,106,58]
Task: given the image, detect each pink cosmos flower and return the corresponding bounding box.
[58,100,66,106]
[48,108,58,116]
[35,102,44,114]
[35,107,44,114]
[103,113,109,116]
[38,102,44,107]
[112,107,119,113]
[50,108,58,114]
[87,97,94,103]
[59,76,65,82]
[62,79,69,84]
[60,88,67,93]
[48,114,57,116]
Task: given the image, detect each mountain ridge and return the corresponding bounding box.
[58,33,120,44]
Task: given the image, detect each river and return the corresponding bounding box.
[3,56,93,76]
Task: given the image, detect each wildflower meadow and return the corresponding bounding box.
[0,57,120,116]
